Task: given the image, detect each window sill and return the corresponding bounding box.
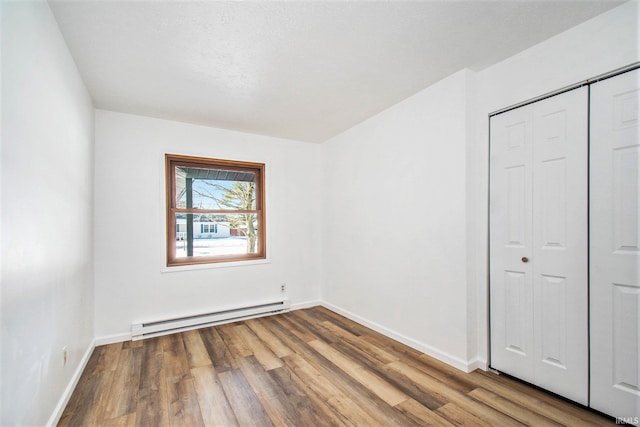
[161,257,270,273]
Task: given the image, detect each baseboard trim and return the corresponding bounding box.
[289,299,321,311]
[46,338,96,427]
[95,332,132,346]
[321,301,478,373]
[467,357,488,372]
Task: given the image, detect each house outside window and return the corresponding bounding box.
[165,154,266,266]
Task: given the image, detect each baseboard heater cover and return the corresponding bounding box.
[131,299,290,340]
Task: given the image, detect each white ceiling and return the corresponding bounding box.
[50,0,624,143]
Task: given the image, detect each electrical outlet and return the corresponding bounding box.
[62,346,68,367]
[280,283,286,293]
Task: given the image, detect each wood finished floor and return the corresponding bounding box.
[59,306,613,426]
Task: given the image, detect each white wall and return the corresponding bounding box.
[467,0,639,365]
[1,1,95,425]
[94,110,322,338]
[321,0,638,371]
[322,70,473,370]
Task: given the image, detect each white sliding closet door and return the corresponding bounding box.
[590,68,640,419]
[490,87,589,404]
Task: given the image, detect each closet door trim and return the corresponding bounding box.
[489,62,640,118]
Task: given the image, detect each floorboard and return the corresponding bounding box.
[59,307,614,426]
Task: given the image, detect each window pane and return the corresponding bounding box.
[175,166,256,210]
[174,213,259,258]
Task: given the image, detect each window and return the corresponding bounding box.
[200,223,217,234]
[165,154,265,266]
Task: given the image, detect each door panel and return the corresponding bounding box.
[540,274,566,369]
[504,270,528,355]
[612,284,639,392]
[540,158,566,248]
[613,146,639,252]
[507,165,528,247]
[532,87,588,405]
[490,106,535,383]
[590,68,640,419]
[490,87,588,404]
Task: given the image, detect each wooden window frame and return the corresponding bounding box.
[165,154,266,267]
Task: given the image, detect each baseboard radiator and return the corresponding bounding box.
[131,299,290,341]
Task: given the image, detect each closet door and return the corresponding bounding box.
[590,68,640,419]
[490,87,589,404]
[490,104,535,383]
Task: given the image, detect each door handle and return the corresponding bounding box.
[522,256,529,263]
